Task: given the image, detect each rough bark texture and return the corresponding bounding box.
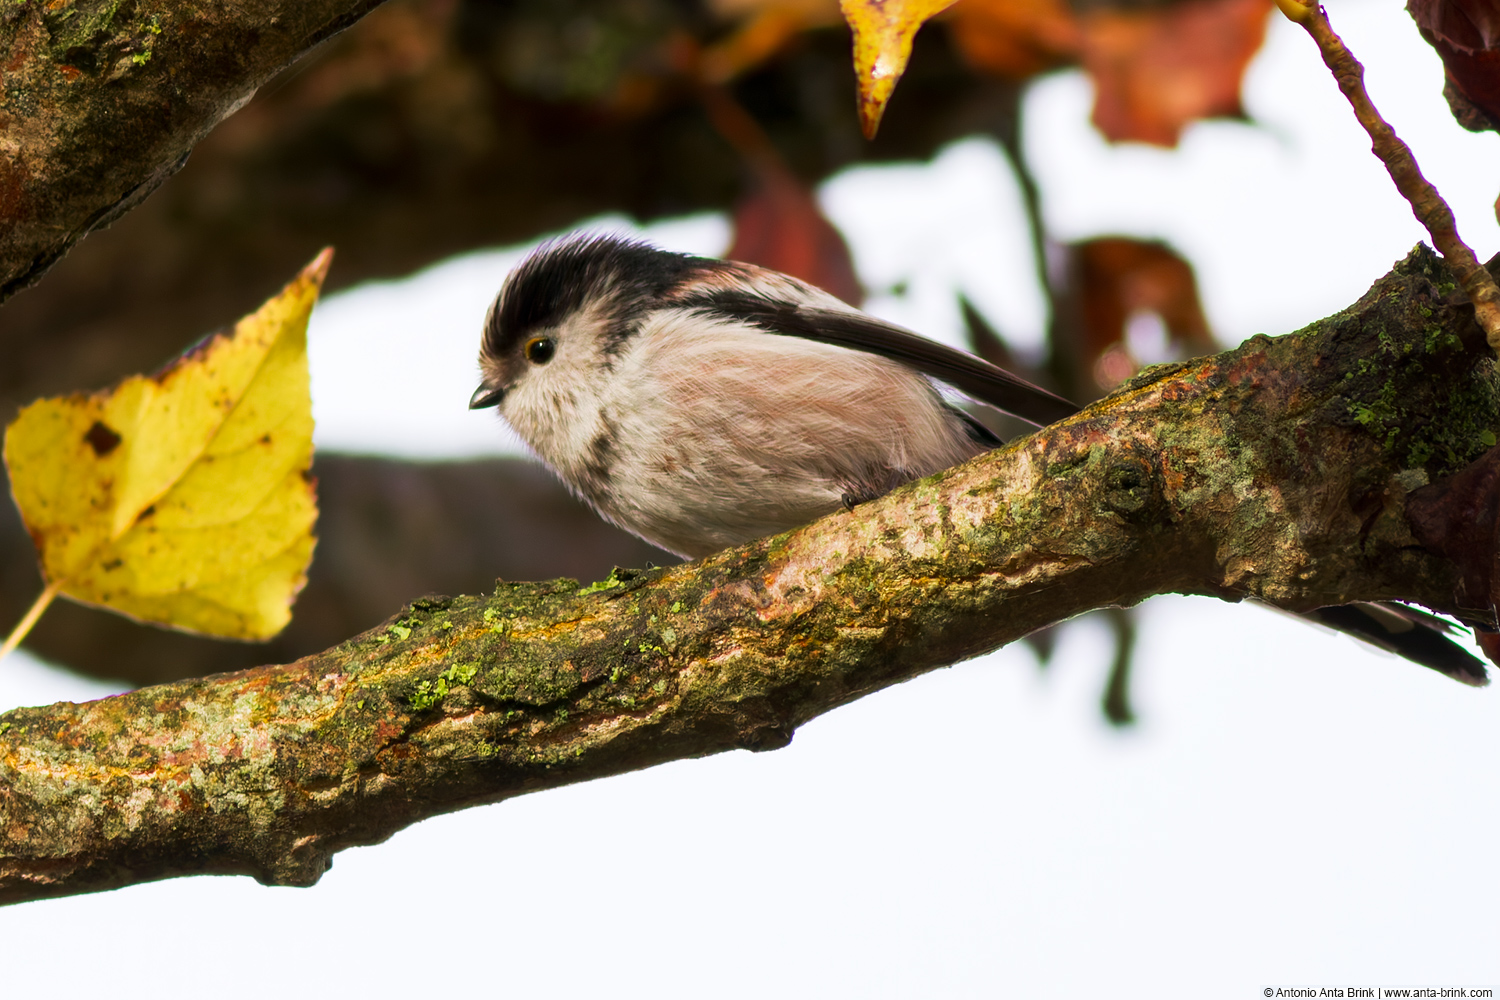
[0,0,389,301]
[2,245,1493,905]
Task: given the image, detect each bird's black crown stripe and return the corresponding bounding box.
[485,235,716,360]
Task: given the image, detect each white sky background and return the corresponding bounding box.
[4,1,1500,995]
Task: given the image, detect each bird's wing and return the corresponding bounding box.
[683,292,1080,427]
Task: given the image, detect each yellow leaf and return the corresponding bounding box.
[840,0,958,138]
[2,250,330,642]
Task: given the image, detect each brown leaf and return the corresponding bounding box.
[947,0,1270,145]
[1406,444,1500,630]
[1410,0,1500,54]
[947,0,1082,81]
[1081,0,1272,147]
[698,2,843,83]
[726,159,864,305]
[1071,237,1214,392]
[1410,0,1500,131]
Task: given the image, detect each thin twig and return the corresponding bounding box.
[1277,0,1500,353]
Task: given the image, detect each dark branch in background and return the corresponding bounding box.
[2,244,1496,905]
[0,0,390,302]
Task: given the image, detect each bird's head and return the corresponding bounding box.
[470,234,722,419]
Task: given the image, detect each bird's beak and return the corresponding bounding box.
[469,383,505,409]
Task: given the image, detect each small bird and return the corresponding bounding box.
[469,233,1074,558]
[471,232,1488,686]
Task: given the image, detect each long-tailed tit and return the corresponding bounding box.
[469,233,1488,685]
[469,233,1073,558]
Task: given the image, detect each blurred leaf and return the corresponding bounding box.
[949,0,1270,145]
[1072,237,1214,392]
[708,0,843,26]
[1081,0,1272,147]
[840,0,961,138]
[948,0,1082,81]
[2,251,329,642]
[726,159,863,304]
[1410,0,1500,132]
[699,1,843,82]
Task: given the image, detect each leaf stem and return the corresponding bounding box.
[1281,0,1500,353]
[0,579,62,663]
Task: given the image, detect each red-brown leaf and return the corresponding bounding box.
[1409,0,1500,131]
[1410,0,1500,54]
[1071,237,1214,392]
[947,0,1082,81]
[1081,0,1272,147]
[948,0,1271,146]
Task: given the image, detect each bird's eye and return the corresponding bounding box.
[524,337,555,365]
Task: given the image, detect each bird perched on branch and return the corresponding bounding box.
[470,232,1487,687]
[469,233,1073,557]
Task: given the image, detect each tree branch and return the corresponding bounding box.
[2,244,1493,905]
[0,0,388,301]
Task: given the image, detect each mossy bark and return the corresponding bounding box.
[1,244,1493,906]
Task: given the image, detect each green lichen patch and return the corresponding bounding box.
[42,0,161,79]
[1298,245,1500,476]
[1339,327,1499,473]
[577,567,627,596]
[407,661,480,712]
